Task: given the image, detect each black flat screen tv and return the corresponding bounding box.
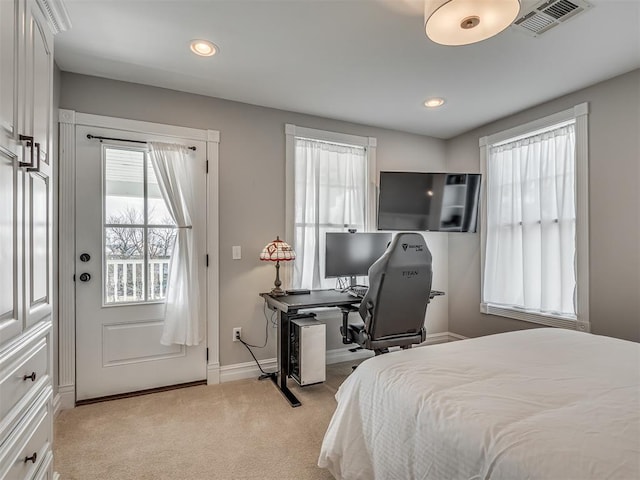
[377,172,481,232]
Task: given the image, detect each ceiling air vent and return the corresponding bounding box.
[511,0,592,37]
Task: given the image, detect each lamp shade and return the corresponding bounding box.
[260,236,296,262]
[425,0,520,46]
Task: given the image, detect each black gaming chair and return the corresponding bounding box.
[343,232,433,355]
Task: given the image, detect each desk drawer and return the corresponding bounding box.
[0,337,49,440]
[0,390,52,480]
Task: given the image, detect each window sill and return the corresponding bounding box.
[480,303,589,332]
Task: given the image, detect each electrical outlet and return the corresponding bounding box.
[232,327,242,342]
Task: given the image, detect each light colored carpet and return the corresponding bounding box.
[54,362,358,480]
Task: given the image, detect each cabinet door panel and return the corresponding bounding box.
[30,174,48,302]
[0,0,17,136]
[0,0,23,344]
[25,171,50,328]
[27,0,53,166]
[0,145,23,343]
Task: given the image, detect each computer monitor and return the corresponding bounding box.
[325,232,392,286]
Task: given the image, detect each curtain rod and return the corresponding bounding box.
[86,134,196,151]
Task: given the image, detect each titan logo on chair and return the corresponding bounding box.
[402,270,420,277]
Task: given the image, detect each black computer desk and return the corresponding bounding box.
[260,289,445,407]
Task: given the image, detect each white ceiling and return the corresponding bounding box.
[54,0,640,139]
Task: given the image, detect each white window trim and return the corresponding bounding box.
[284,124,377,290]
[478,103,590,332]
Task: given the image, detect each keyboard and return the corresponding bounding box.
[348,286,368,298]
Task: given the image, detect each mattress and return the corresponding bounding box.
[318,328,640,480]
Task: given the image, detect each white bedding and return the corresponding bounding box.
[318,328,640,480]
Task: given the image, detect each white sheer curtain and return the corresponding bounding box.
[294,137,367,290]
[484,123,576,316]
[148,142,203,346]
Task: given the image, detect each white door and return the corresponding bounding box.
[75,125,207,401]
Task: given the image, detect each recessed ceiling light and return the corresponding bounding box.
[424,97,445,108]
[190,39,218,57]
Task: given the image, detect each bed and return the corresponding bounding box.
[318,328,640,480]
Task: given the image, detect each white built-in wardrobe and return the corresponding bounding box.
[0,0,68,478]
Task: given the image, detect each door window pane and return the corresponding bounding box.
[148,228,176,300]
[105,148,144,224]
[105,227,144,303]
[147,161,174,226]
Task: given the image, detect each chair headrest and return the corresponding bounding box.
[380,232,432,268]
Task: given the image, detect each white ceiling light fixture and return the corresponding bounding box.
[424,97,445,108]
[424,0,521,46]
[189,39,218,57]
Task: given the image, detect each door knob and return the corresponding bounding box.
[80,253,91,262]
[79,273,91,282]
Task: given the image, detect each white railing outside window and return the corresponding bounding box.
[105,258,171,303]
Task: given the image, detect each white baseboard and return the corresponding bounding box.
[57,385,75,412]
[447,332,468,341]
[220,358,279,383]
[326,346,374,364]
[218,332,463,384]
[207,362,221,385]
[422,331,452,345]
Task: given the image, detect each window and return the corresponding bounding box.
[103,146,176,304]
[285,125,377,290]
[479,103,589,331]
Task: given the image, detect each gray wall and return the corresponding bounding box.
[59,68,639,372]
[446,69,640,342]
[59,72,449,367]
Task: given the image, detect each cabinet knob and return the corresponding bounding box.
[79,273,91,282]
[23,372,36,382]
[24,452,37,464]
[80,253,91,262]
